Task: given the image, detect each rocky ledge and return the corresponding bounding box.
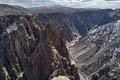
[0,15,80,80]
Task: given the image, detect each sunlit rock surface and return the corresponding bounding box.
[0,15,80,80]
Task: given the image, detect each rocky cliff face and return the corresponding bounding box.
[33,9,113,42]
[0,15,79,80]
[0,4,120,80]
[69,9,120,80]
[0,4,114,42]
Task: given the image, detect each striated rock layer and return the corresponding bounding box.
[0,15,80,80]
[70,9,120,80]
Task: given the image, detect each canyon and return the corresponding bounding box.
[0,4,120,80]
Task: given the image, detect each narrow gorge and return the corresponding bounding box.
[0,4,120,80]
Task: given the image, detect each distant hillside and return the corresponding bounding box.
[28,5,75,13]
[0,4,31,16]
[28,5,106,13]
